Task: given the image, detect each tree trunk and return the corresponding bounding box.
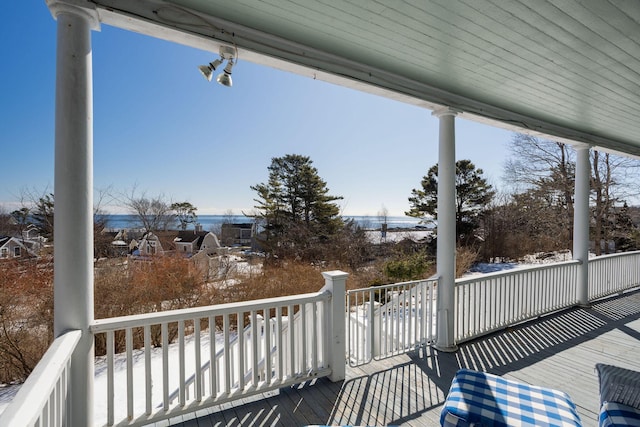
[592,151,603,256]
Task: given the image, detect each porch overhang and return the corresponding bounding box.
[51,0,640,157]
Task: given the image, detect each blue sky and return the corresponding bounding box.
[1,1,515,216]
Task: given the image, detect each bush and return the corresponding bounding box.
[455,246,478,278]
[229,261,324,302]
[384,251,434,282]
[0,259,53,383]
[94,254,213,354]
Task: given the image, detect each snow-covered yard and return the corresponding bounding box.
[93,330,227,425]
[365,229,433,244]
[463,250,577,277]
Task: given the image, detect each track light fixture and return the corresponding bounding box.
[216,59,234,87]
[198,58,223,82]
[198,45,237,87]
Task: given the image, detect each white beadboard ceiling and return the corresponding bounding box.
[64,0,640,156]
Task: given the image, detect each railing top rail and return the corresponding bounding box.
[91,290,330,332]
[588,250,640,261]
[455,259,580,286]
[0,329,81,427]
[346,276,439,295]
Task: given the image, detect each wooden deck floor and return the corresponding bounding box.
[165,290,640,427]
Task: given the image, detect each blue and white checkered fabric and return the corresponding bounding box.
[599,401,640,427]
[441,369,582,427]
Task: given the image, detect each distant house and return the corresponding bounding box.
[174,230,206,256]
[0,236,36,259]
[135,232,163,256]
[200,232,222,255]
[220,223,254,247]
[107,229,128,256]
[174,229,222,256]
[19,225,46,255]
[22,224,42,241]
[103,229,143,256]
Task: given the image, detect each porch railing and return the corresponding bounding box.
[0,329,81,427]
[166,302,308,406]
[346,278,437,366]
[90,290,331,427]
[454,260,580,343]
[589,250,640,300]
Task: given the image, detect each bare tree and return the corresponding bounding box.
[0,205,17,236]
[503,133,640,254]
[377,205,389,227]
[94,187,116,257]
[11,187,55,240]
[590,151,640,254]
[209,209,235,237]
[122,188,175,232]
[504,134,575,244]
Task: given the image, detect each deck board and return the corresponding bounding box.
[166,289,640,427]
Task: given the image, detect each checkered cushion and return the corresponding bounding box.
[441,369,582,427]
[599,401,640,427]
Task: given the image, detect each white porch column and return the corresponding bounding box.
[433,108,458,352]
[573,144,591,306]
[48,2,99,425]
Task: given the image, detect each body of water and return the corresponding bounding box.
[102,215,426,231]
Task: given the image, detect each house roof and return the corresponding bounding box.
[0,236,33,255]
[175,230,208,243]
[139,231,180,251]
[0,236,26,247]
[75,0,640,158]
[222,223,253,229]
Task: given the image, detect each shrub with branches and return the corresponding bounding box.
[94,254,213,354]
[384,251,433,282]
[0,259,53,383]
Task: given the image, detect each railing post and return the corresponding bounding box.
[573,144,591,306]
[47,1,99,425]
[321,270,348,382]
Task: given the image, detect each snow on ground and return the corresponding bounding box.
[365,229,433,244]
[93,330,226,425]
[0,384,20,416]
[464,250,574,277]
[218,253,263,277]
